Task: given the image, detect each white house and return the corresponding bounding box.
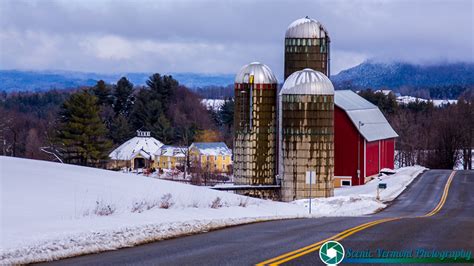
[108,130,164,170]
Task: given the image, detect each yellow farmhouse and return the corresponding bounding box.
[154,145,187,170]
[189,142,232,173]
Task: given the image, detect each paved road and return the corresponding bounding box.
[43,170,473,266]
[287,170,474,265]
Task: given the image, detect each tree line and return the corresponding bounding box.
[194,85,233,99]
[359,89,473,170]
[0,74,235,167]
[4,80,469,170]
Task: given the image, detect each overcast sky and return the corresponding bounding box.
[0,0,472,78]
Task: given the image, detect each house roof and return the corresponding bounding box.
[156,145,187,157]
[335,90,399,142]
[190,142,231,156]
[109,136,164,160]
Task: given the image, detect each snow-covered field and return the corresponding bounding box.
[201,99,225,111]
[0,157,425,264]
[396,95,457,107]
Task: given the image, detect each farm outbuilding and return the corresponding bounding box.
[229,15,399,200]
[189,142,232,174]
[284,16,331,79]
[154,145,187,170]
[108,130,164,170]
[279,69,335,201]
[233,62,278,186]
[334,90,398,187]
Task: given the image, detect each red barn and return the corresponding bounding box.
[334,90,398,187]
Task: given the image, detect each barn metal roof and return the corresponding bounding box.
[285,16,328,39]
[280,68,334,95]
[235,62,278,84]
[335,90,398,142]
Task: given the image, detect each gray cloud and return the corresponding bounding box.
[0,0,472,79]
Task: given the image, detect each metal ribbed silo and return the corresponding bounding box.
[279,68,334,201]
[284,16,330,79]
[234,62,278,186]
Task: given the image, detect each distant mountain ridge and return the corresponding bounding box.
[331,62,474,89]
[1,61,473,92]
[0,70,234,92]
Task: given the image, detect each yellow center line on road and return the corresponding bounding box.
[256,171,456,266]
[423,171,455,217]
[255,218,395,266]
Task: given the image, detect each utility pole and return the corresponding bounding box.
[309,171,312,214]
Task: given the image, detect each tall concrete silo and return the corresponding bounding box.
[234,62,278,187]
[279,68,334,201]
[284,16,330,79]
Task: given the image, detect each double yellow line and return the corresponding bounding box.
[257,171,456,266]
[423,170,455,217]
[256,218,400,265]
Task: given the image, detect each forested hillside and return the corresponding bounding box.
[331,62,474,99]
[0,74,234,166]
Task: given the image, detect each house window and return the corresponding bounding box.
[342,180,352,186]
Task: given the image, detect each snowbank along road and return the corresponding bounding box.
[43,170,474,265]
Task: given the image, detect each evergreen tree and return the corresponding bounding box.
[129,74,179,143]
[92,80,113,106]
[358,89,398,115]
[219,98,234,132]
[146,73,177,111]
[209,108,221,127]
[56,90,112,167]
[155,113,174,144]
[129,89,174,143]
[108,113,135,144]
[113,77,134,116]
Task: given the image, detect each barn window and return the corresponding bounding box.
[342,180,352,186]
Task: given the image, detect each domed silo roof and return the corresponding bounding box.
[285,16,328,39]
[235,62,278,84]
[280,68,334,95]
